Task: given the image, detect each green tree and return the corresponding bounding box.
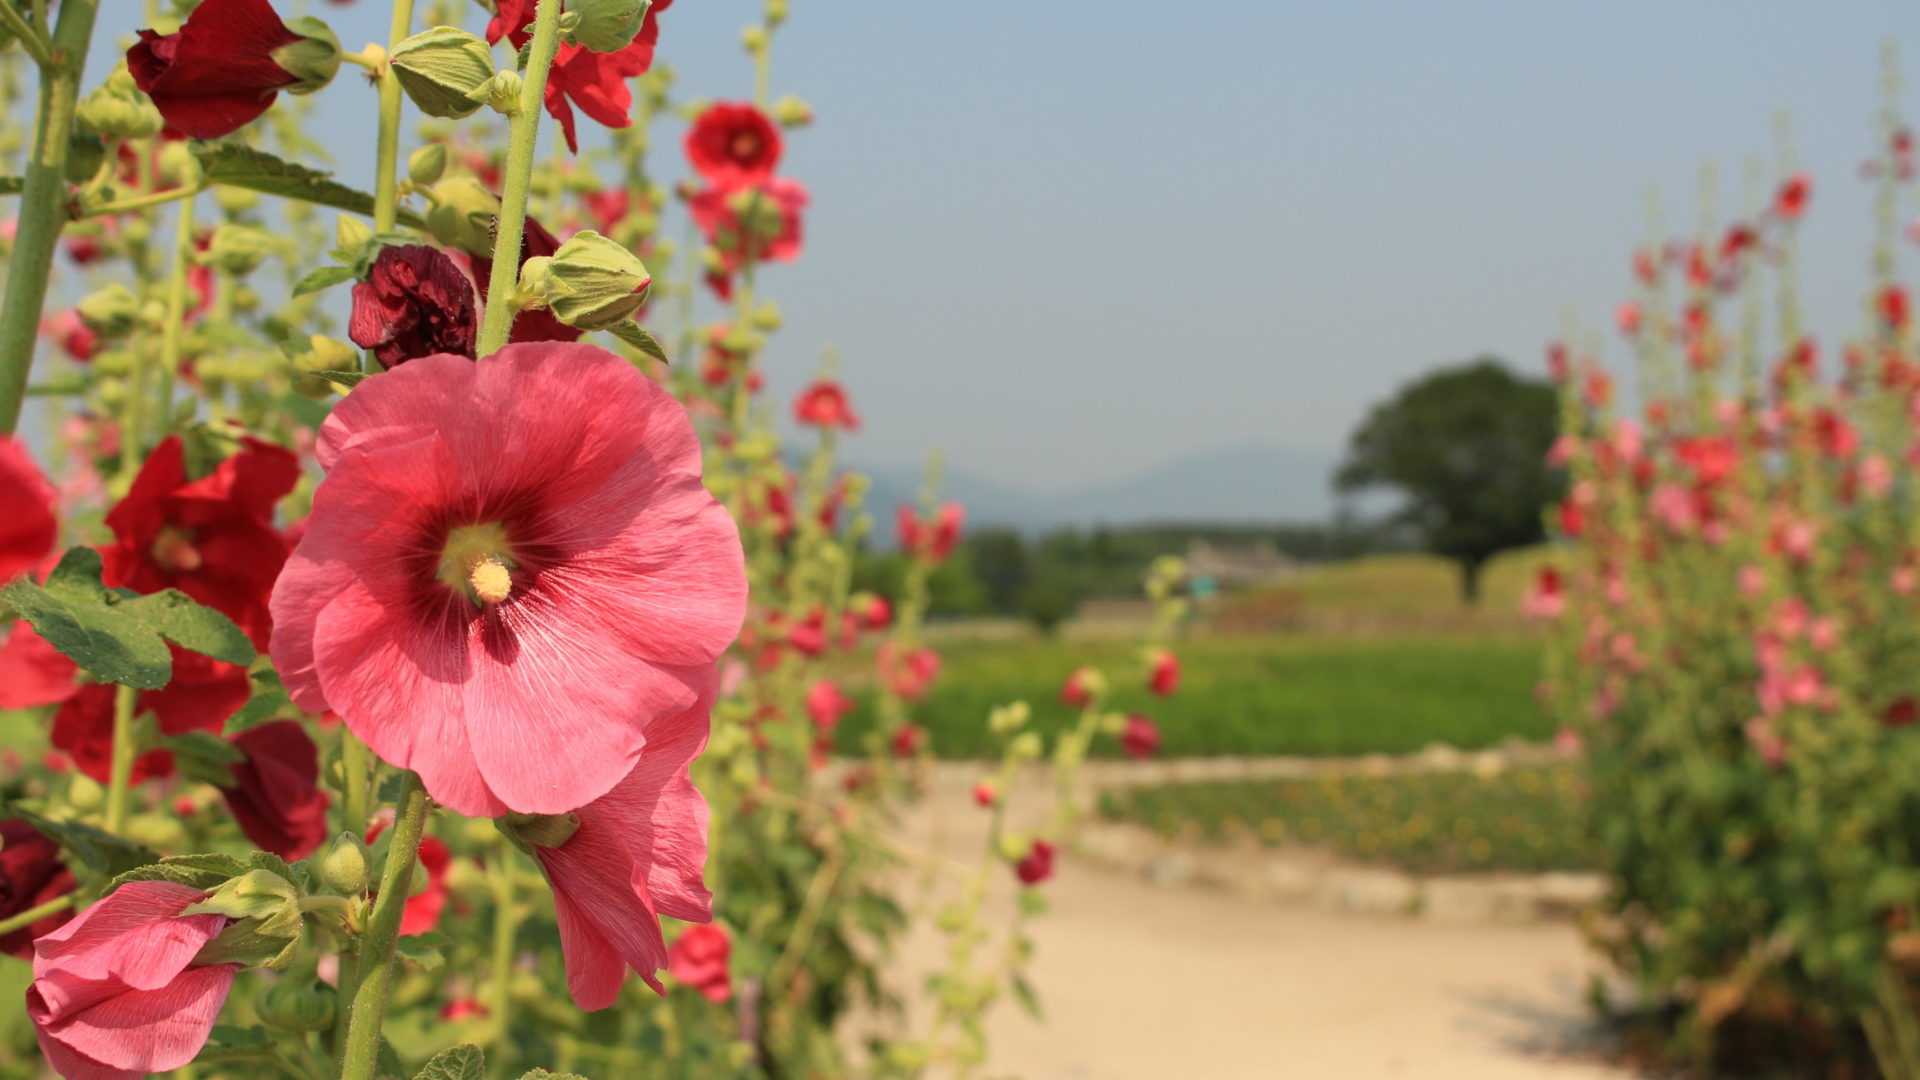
[1335,358,1562,604]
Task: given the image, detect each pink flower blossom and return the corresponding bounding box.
[667,924,731,1003]
[1147,650,1180,696]
[805,679,854,734]
[1120,714,1161,759]
[270,344,746,816]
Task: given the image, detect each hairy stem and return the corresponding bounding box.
[475,0,565,356]
[372,0,416,234]
[487,850,520,1048]
[338,772,428,1080]
[103,684,136,834]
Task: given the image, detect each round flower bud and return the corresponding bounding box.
[408,143,449,186]
[1009,732,1044,762]
[749,300,781,331]
[569,0,651,53]
[542,230,653,330]
[424,176,502,255]
[741,24,768,52]
[478,70,523,116]
[271,16,345,95]
[390,26,497,119]
[259,975,336,1032]
[76,72,164,138]
[207,224,275,275]
[336,214,375,256]
[766,0,789,26]
[215,185,261,214]
[320,831,373,894]
[76,284,139,337]
[158,140,202,187]
[771,94,813,128]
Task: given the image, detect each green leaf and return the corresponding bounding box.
[121,590,256,666]
[414,1044,486,1080]
[196,1025,277,1063]
[605,319,669,364]
[397,931,451,972]
[225,669,297,735]
[110,852,250,893]
[293,264,359,297]
[1,548,173,688]
[1011,973,1044,1020]
[0,176,21,195]
[518,1072,590,1080]
[191,142,426,228]
[161,729,246,787]
[320,369,376,391]
[14,808,158,878]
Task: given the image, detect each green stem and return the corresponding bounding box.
[0,0,100,435]
[372,1,415,234]
[79,183,205,219]
[475,0,565,357]
[339,733,372,838]
[338,772,429,1080]
[104,683,136,834]
[487,851,519,1049]
[0,3,52,69]
[0,893,74,937]
[153,194,198,441]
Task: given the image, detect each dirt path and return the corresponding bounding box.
[881,769,1638,1079]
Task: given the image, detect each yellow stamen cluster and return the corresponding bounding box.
[468,556,512,604]
[437,522,516,606]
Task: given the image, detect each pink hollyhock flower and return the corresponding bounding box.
[1552,726,1583,757]
[270,344,746,817]
[0,437,57,581]
[857,594,892,631]
[786,608,827,657]
[1775,172,1812,219]
[1148,650,1180,696]
[1614,301,1641,336]
[42,311,97,362]
[128,0,324,139]
[0,819,74,959]
[793,378,860,431]
[685,102,783,188]
[667,924,731,1003]
[877,643,940,701]
[219,721,329,859]
[1061,666,1096,709]
[1744,717,1787,769]
[440,998,489,1021]
[1521,566,1565,621]
[520,677,715,1010]
[1015,840,1055,886]
[973,780,997,807]
[27,880,239,1079]
[1895,565,1918,596]
[1738,564,1767,598]
[891,723,926,758]
[805,679,855,734]
[349,245,478,370]
[897,502,964,563]
[1120,714,1161,760]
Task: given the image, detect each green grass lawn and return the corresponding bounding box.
[834,632,1550,759]
[1098,765,1594,874]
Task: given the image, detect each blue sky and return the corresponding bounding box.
[84,2,1920,498]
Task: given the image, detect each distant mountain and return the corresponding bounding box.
[851,443,1352,534]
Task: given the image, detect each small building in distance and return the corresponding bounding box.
[1184,538,1300,595]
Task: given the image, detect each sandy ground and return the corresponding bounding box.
[881,772,1639,1080]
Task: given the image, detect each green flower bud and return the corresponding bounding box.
[408,143,448,186]
[542,230,652,330]
[498,810,583,851]
[741,25,768,52]
[62,133,105,185]
[766,0,789,26]
[749,300,781,332]
[188,869,305,970]
[272,17,344,95]
[771,94,813,128]
[569,0,651,53]
[320,832,372,894]
[76,285,138,337]
[76,72,163,139]
[390,27,498,119]
[335,214,374,255]
[1009,732,1044,762]
[207,224,274,276]
[67,774,104,811]
[424,176,501,255]
[988,701,1030,735]
[258,974,336,1032]
[215,185,261,214]
[158,141,202,187]
[476,70,523,116]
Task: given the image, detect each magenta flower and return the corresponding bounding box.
[269,343,746,816]
[524,676,716,1009]
[27,881,239,1080]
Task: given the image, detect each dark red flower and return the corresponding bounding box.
[348,245,478,370]
[0,819,74,959]
[794,378,860,431]
[667,924,731,1003]
[49,650,252,784]
[1882,283,1911,331]
[1886,698,1918,728]
[891,722,926,758]
[1120,714,1161,760]
[1015,839,1055,886]
[219,722,329,859]
[1775,172,1812,220]
[0,437,56,582]
[470,215,583,346]
[128,0,314,139]
[685,103,783,188]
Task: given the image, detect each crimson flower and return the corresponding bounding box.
[878,643,940,701]
[1148,651,1180,696]
[128,0,325,139]
[0,820,73,959]
[859,594,892,631]
[348,245,478,370]
[1015,840,1055,886]
[689,176,809,290]
[667,924,731,1004]
[1882,283,1911,330]
[270,344,746,817]
[685,103,783,188]
[1775,172,1812,220]
[1120,715,1161,760]
[891,722,927,758]
[0,436,56,582]
[27,881,239,1079]
[794,378,860,431]
[219,722,329,859]
[488,0,675,153]
[898,502,963,563]
[521,676,715,1009]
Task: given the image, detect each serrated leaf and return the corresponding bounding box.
[14,809,158,877]
[605,319,669,364]
[414,1044,486,1080]
[196,1024,276,1063]
[519,1072,590,1080]
[122,590,255,666]
[397,932,450,972]
[1,548,173,688]
[293,264,358,297]
[110,852,250,893]
[225,669,297,735]
[191,142,425,228]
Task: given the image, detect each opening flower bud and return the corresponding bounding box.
[259,974,336,1032]
[271,17,344,95]
[543,230,653,330]
[408,143,449,186]
[424,176,502,255]
[390,26,497,119]
[568,0,652,52]
[77,285,139,338]
[76,70,164,139]
[207,224,276,276]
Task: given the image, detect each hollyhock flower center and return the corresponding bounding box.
[151,525,204,573]
[436,522,518,606]
[729,130,764,162]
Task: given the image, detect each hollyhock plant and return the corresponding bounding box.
[510,676,715,1009]
[0,819,74,959]
[366,816,452,936]
[219,721,329,859]
[689,176,809,289]
[487,0,675,153]
[1148,650,1180,696]
[794,378,860,431]
[1015,840,1055,886]
[0,436,57,581]
[685,103,783,188]
[271,344,745,817]
[469,215,582,346]
[128,0,340,139]
[891,722,927,758]
[667,924,732,1004]
[348,245,478,370]
[1120,714,1161,760]
[27,880,240,1080]
[898,502,964,563]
